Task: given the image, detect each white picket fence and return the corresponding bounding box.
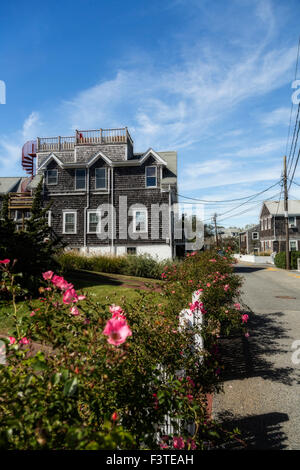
[155,290,204,440]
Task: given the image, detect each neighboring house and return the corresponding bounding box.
[29,127,178,260]
[0,177,32,230]
[218,227,241,239]
[259,200,300,253]
[238,224,260,254]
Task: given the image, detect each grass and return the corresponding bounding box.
[0,270,163,335]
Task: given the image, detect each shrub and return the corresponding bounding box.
[291,251,300,269]
[274,252,285,269]
[57,252,178,280]
[0,251,245,450]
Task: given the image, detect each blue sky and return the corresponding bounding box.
[0,0,300,227]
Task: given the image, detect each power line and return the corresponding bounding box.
[288,147,300,190]
[285,36,300,156]
[201,180,282,222]
[287,114,300,178]
[275,179,284,217]
[175,180,281,204]
[202,189,282,224]
[216,190,282,223]
[290,179,300,187]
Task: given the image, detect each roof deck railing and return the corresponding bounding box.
[37,127,133,152]
[8,193,33,209]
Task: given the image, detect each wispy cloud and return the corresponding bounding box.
[0,111,41,174]
[259,107,291,127]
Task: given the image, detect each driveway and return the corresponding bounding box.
[213,262,300,449]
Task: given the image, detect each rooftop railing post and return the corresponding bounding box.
[100,128,103,143]
[58,136,61,151]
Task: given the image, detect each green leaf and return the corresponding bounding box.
[32,360,48,372]
[51,372,62,386]
[63,377,78,397]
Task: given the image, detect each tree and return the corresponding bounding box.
[1,180,64,293]
[0,194,16,259]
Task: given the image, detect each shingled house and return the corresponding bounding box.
[29,128,178,260]
[238,224,260,254]
[259,200,300,252]
[0,177,33,230]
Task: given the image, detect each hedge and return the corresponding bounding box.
[57,252,178,280]
[274,251,300,269]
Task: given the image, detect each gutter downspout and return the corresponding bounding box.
[168,184,173,258]
[83,167,90,253]
[111,167,114,255]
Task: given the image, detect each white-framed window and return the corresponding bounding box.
[47,169,58,185]
[87,210,101,233]
[267,218,271,229]
[289,240,297,251]
[63,211,77,234]
[252,232,259,240]
[289,216,296,228]
[260,219,263,230]
[127,247,137,255]
[95,168,107,190]
[46,210,51,227]
[145,166,157,188]
[133,209,148,233]
[75,169,86,190]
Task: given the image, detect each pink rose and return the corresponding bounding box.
[9,336,16,345]
[70,306,80,316]
[103,317,132,346]
[0,259,10,265]
[242,314,249,323]
[19,337,30,345]
[63,288,79,304]
[52,275,73,291]
[187,438,197,450]
[42,270,54,281]
[173,436,185,449]
[109,304,125,319]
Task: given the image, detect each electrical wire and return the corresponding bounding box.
[216,190,282,223]
[286,36,300,158]
[288,148,300,190]
[175,180,281,204]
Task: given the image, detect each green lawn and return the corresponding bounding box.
[0,270,162,335]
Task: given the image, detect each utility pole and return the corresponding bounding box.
[213,213,219,248]
[283,155,290,270]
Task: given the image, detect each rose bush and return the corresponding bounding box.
[0,250,246,449]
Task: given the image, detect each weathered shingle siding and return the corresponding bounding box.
[41,151,173,248]
[74,143,128,162]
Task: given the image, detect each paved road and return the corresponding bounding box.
[213,262,300,449]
